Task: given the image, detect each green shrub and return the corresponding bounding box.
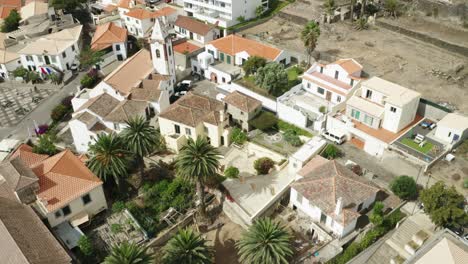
[249,111,278,131]
[111,224,122,233]
[12,67,28,78]
[277,120,312,137]
[284,129,303,147]
[112,201,126,213]
[383,209,404,229]
[369,202,384,226]
[390,175,418,200]
[32,134,57,156]
[80,74,95,88]
[230,127,248,145]
[319,106,327,113]
[242,56,267,75]
[321,144,340,159]
[51,104,70,122]
[77,235,94,257]
[254,157,275,175]
[224,166,240,179]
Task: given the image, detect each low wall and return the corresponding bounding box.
[147,211,195,247]
[417,98,451,121]
[375,20,468,56]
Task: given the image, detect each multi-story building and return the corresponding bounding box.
[174,15,220,45]
[122,6,177,37]
[183,0,269,28]
[277,59,363,131]
[91,22,128,67]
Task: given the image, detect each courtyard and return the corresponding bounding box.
[0,82,55,127]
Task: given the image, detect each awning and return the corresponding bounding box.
[69,212,89,227]
[38,66,55,75]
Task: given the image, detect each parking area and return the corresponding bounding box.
[392,119,446,163]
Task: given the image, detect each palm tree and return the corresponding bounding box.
[121,116,160,180]
[175,137,221,219]
[162,228,214,264]
[104,242,153,264]
[301,21,321,66]
[87,133,130,187]
[236,218,293,264]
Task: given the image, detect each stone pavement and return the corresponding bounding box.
[0,72,86,140]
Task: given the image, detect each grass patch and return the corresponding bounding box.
[278,120,312,137]
[401,138,434,154]
[228,0,290,31]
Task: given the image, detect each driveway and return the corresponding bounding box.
[0,72,85,141]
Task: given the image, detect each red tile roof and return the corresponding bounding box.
[91,22,128,51]
[173,40,202,54]
[208,35,282,61]
[175,15,215,36]
[11,145,103,212]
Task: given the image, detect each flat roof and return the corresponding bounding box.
[292,137,327,162]
[361,77,420,107]
[437,113,468,131]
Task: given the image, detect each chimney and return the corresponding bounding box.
[334,197,343,215]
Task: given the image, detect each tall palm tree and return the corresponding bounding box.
[162,228,214,264]
[121,116,160,180]
[175,137,221,219]
[236,218,293,264]
[87,133,130,187]
[301,21,321,67]
[104,242,153,264]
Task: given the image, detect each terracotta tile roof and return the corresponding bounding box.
[292,158,380,226]
[104,49,153,96]
[117,0,144,9]
[76,93,121,117]
[0,157,38,190]
[159,92,224,127]
[224,91,262,113]
[156,6,177,16]
[297,155,329,177]
[175,15,215,36]
[173,40,202,54]
[9,144,48,168]
[0,0,20,19]
[334,58,363,75]
[0,196,71,264]
[91,22,128,51]
[208,35,282,61]
[125,7,175,20]
[303,74,347,96]
[104,100,148,123]
[103,4,117,13]
[19,149,102,212]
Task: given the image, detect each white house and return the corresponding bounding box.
[159,92,231,153]
[122,6,177,37]
[434,113,468,145]
[174,15,220,45]
[327,77,421,156]
[290,156,379,239]
[18,25,83,73]
[183,0,269,28]
[91,22,128,67]
[192,34,291,84]
[7,145,108,228]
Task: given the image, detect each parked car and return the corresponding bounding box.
[321,129,346,145]
[181,80,193,88]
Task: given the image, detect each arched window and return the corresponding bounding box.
[156,49,160,58]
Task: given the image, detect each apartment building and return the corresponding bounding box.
[122,6,176,37]
[174,15,220,45]
[184,0,269,28]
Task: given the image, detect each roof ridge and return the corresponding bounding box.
[39,150,69,174]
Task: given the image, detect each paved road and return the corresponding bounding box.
[0,72,85,141]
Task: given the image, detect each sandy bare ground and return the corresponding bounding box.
[205,214,243,264]
[240,16,468,113]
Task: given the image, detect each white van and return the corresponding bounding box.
[322,129,346,145]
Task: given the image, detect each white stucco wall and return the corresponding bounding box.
[20,42,80,73]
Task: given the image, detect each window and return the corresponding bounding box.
[240,111,244,115]
[62,52,66,58]
[168,46,172,56]
[208,50,214,56]
[51,56,57,63]
[365,89,372,99]
[334,70,339,79]
[82,194,92,205]
[135,20,140,24]
[62,205,71,216]
[320,66,323,73]
[72,45,75,52]
[156,49,161,58]
[337,96,341,102]
[126,17,130,21]
[114,123,120,130]
[351,109,361,119]
[26,55,33,61]
[37,56,43,63]
[390,106,397,113]
[116,44,120,51]
[317,87,325,95]
[222,77,226,83]
[226,55,231,64]
[364,115,373,126]
[448,132,452,137]
[350,79,354,86]
[220,52,224,61]
[55,211,62,218]
[175,124,180,134]
[185,128,191,135]
[307,82,311,88]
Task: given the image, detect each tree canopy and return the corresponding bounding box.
[78,47,105,69]
[242,56,267,76]
[1,9,21,33]
[50,0,87,12]
[255,62,288,96]
[390,175,418,200]
[301,21,320,65]
[420,181,468,229]
[162,228,214,264]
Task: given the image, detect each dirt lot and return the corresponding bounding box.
[240,14,468,113]
[430,157,468,196]
[205,214,243,264]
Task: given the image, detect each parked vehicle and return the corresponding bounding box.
[181,80,193,88]
[321,129,346,145]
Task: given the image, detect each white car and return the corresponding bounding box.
[181,80,193,88]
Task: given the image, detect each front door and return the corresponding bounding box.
[44,56,51,64]
[189,32,193,39]
[117,54,123,61]
[326,91,332,101]
[220,136,225,146]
